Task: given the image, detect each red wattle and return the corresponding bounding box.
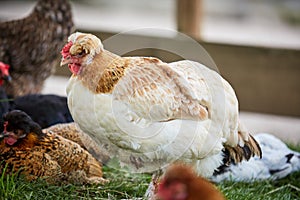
[4,137,17,145]
[68,63,82,75]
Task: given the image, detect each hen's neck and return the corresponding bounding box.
[78,50,127,94]
[10,132,39,150]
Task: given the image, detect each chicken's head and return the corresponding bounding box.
[157,164,192,200]
[157,164,225,200]
[0,110,43,146]
[60,32,103,75]
[0,62,12,86]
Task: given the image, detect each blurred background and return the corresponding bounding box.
[1,0,300,48]
[0,0,299,142]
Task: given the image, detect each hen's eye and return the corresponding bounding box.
[75,50,85,58]
[78,51,84,56]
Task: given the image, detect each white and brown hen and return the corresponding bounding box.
[60,32,261,178]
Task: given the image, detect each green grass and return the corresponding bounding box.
[219,171,300,200]
[0,144,299,200]
[0,166,151,200]
[1,166,299,200]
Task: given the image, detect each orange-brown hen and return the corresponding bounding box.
[0,110,107,184]
[157,164,225,200]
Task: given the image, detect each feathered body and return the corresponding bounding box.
[0,92,74,132]
[0,62,73,130]
[45,122,111,164]
[62,32,261,177]
[0,110,106,184]
[10,94,73,128]
[0,0,74,97]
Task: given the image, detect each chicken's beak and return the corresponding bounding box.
[3,75,12,82]
[60,57,71,66]
[0,131,25,139]
[0,131,8,139]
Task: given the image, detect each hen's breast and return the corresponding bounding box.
[66,75,225,174]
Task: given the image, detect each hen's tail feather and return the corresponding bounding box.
[214,133,261,176]
[224,133,262,165]
[86,156,104,177]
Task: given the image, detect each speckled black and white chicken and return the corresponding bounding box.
[0,0,74,97]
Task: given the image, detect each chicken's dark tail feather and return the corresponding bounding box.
[214,133,262,176]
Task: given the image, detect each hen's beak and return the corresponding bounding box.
[0,131,26,139]
[3,75,12,82]
[60,57,71,66]
[0,131,8,139]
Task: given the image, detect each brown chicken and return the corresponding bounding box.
[156,164,225,200]
[0,110,107,185]
[0,0,74,97]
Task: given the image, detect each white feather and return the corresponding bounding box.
[67,58,243,177]
[212,133,300,182]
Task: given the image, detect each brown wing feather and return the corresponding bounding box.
[113,57,209,122]
[0,148,61,183]
[44,123,111,164]
[40,132,107,184]
[44,123,85,146]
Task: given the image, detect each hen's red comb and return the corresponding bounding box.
[0,62,10,70]
[0,62,10,77]
[61,41,73,58]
